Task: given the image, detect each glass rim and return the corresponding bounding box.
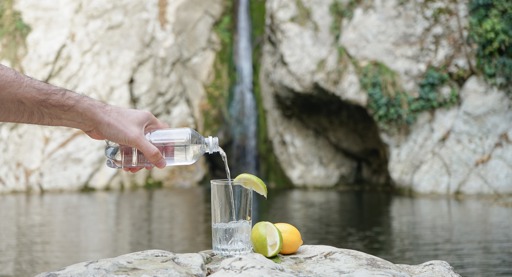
[210,179,248,186]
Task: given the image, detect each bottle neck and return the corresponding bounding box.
[205,136,220,154]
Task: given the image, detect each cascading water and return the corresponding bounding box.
[229,0,257,175]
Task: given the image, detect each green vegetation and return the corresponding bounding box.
[0,0,31,68]
[360,62,458,128]
[468,0,512,94]
[203,0,235,135]
[413,67,458,113]
[80,186,96,193]
[330,0,362,21]
[251,0,292,188]
[202,0,291,188]
[144,176,163,189]
[360,62,411,126]
[291,0,311,27]
[352,0,511,128]
[329,0,363,40]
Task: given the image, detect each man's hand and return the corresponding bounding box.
[84,105,169,172]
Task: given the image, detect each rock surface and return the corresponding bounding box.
[0,0,224,192]
[1,0,510,195]
[387,77,512,194]
[260,0,511,194]
[261,0,388,187]
[36,245,460,277]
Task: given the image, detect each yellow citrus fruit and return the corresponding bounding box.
[234,173,268,198]
[274,223,303,254]
[251,221,282,257]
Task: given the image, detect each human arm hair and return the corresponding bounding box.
[0,64,167,169]
[0,64,95,128]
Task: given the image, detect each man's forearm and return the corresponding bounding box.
[0,64,103,132]
[0,64,169,169]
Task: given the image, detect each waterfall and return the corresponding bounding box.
[229,0,257,175]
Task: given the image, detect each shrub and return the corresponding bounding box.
[360,63,458,128]
[469,0,512,94]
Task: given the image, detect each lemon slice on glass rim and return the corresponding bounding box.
[234,173,268,198]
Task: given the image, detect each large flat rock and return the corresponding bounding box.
[36,245,460,277]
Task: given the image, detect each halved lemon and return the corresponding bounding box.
[251,221,283,257]
[234,173,268,198]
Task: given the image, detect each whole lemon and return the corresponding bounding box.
[274,223,303,254]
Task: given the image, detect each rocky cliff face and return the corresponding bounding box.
[1,0,510,195]
[260,0,389,187]
[0,0,225,192]
[387,77,512,194]
[260,0,511,194]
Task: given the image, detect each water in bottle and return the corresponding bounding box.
[105,127,220,168]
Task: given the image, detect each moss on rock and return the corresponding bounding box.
[0,0,31,68]
[203,0,235,136]
[251,0,293,189]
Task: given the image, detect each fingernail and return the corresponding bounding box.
[155,159,166,168]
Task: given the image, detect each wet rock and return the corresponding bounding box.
[36,245,460,277]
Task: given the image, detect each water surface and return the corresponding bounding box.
[0,188,510,276]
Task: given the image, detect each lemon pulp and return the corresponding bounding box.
[251,221,282,257]
[234,173,268,198]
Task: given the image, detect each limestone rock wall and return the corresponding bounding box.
[0,0,224,192]
[2,0,510,195]
[260,0,388,187]
[260,0,511,194]
[388,77,512,194]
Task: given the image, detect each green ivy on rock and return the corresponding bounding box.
[360,62,458,129]
[469,0,512,94]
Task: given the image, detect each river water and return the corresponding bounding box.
[0,187,510,276]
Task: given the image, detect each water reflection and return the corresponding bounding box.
[388,196,512,276]
[0,188,510,276]
[256,189,394,256]
[0,188,211,277]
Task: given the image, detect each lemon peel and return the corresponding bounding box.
[234,173,268,198]
[251,221,283,257]
[274,223,303,254]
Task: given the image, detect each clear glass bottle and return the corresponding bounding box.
[105,128,219,169]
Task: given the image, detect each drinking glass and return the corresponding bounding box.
[211,179,253,256]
